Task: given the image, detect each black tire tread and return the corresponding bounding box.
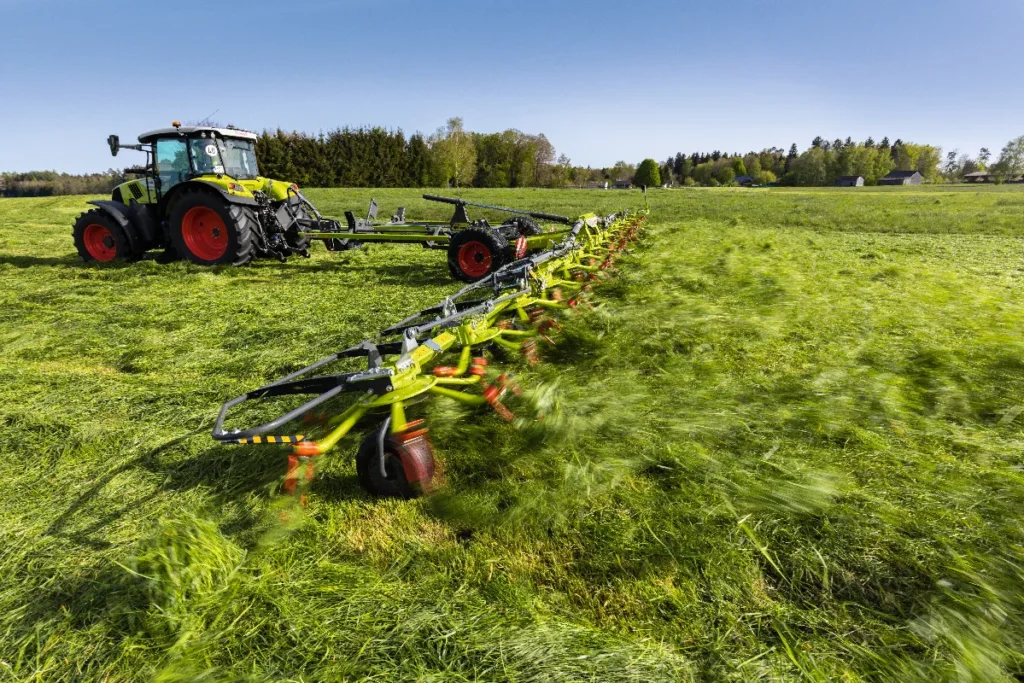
[71,209,133,263]
[447,227,509,282]
[168,188,256,266]
[356,426,436,499]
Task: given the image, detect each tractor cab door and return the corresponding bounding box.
[155,137,190,195]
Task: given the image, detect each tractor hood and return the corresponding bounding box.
[198,175,301,203]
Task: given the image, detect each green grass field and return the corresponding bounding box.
[1,186,1023,681]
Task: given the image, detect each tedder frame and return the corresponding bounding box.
[298,193,582,282]
[212,198,649,499]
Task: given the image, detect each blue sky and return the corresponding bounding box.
[1,0,1022,173]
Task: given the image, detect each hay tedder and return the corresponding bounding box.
[74,123,580,281]
[212,202,648,499]
[307,195,578,282]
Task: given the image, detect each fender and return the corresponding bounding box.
[87,200,144,253]
[190,180,259,207]
[161,180,260,219]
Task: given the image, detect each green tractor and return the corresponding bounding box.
[73,122,315,265]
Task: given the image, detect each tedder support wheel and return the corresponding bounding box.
[447,227,509,282]
[72,209,134,263]
[168,189,256,266]
[356,422,437,499]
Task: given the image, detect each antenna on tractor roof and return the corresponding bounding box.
[195,109,220,127]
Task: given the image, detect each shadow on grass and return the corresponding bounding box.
[44,429,371,551]
[290,258,452,287]
[0,253,171,269]
[0,254,79,268]
[42,434,198,547]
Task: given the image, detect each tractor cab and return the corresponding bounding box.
[135,124,261,196]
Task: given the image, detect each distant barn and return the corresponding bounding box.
[879,170,923,186]
[836,176,865,187]
[612,180,633,190]
[734,175,756,187]
[963,171,1024,183]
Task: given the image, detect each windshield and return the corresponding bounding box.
[218,138,259,179]
[188,136,259,179]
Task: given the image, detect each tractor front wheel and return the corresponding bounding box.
[356,424,437,499]
[169,190,256,266]
[72,210,134,263]
[447,227,509,282]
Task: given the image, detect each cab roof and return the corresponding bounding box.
[138,126,258,143]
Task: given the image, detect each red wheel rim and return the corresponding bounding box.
[457,241,492,278]
[181,206,228,260]
[83,224,117,261]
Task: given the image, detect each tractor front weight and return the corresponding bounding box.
[212,202,649,500]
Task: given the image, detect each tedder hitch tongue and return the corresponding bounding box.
[213,193,650,499]
[421,194,573,225]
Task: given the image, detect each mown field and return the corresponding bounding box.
[1,186,1023,681]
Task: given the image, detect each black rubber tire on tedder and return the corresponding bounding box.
[168,189,256,266]
[447,227,509,282]
[356,424,437,498]
[72,209,135,263]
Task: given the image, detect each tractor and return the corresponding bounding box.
[74,122,605,282]
[73,122,318,265]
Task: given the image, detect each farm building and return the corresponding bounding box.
[836,176,865,187]
[879,170,923,186]
[612,180,633,189]
[735,175,756,187]
[566,181,609,189]
[964,172,1024,183]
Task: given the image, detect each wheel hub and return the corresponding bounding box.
[181,206,229,260]
[82,224,117,262]
[457,241,492,278]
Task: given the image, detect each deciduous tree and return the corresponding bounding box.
[634,158,662,187]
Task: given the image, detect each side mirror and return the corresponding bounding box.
[107,135,120,157]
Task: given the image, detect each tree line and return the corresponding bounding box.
[941,135,1024,183]
[255,118,567,189]
[1,170,127,197]
[651,137,941,187]
[651,134,1024,187]
[3,122,1023,196]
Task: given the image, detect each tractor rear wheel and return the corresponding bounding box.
[356,424,437,499]
[168,190,256,266]
[72,210,134,263]
[447,227,509,282]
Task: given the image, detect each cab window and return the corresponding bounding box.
[156,138,190,192]
[189,138,225,176]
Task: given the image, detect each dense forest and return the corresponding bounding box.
[3,118,1022,196]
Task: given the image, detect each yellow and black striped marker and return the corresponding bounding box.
[231,435,305,445]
